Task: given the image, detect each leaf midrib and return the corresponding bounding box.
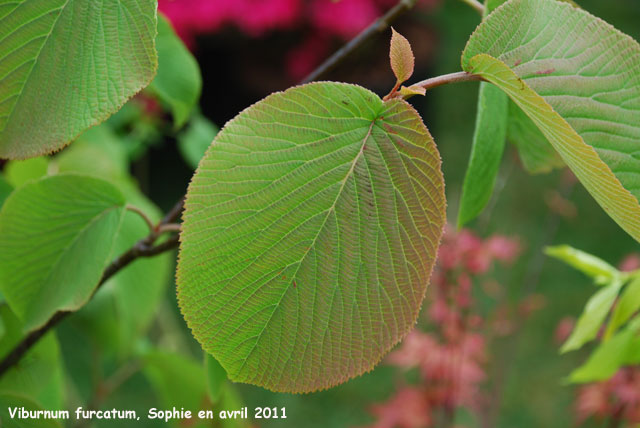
[235,119,377,375]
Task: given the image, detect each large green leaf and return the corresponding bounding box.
[0,175,126,331]
[462,0,640,242]
[178,82,446,392]
[0,0,157,159]
[147,14,201,129]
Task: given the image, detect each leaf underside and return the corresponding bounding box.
[0,0,157,159]
[463,0,640,242]
[177,82,446,393]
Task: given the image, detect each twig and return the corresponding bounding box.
[0,201,184,378]
[300,0,418,83]
[125,204,155,233]
[460,0,485,15]
[156,223,182,234]
[403,71,484,98]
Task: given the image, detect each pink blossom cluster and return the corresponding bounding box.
[575,368,640,425]
[158,0,439,78]
[362,227,521,428]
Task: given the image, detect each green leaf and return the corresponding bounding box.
[147,14,202,129]
[627,333,640,364]
[0,175,126,331]
[142,350,208,412]
[462,54,640,243]
[0,305,63,409]
[458,82,508,226]
[0,0,157,159]
[4,157,48,188]
[217,385,250,428]
[205,354,227,404]
[545,245,619,285]
[456,0,510,227]
[178,82,446,392]
[561,279,622,353]
[462,0,640,242]
[178,114,218,169]
[606,276,640,337]
[52,133,171,354]
[75,211,171,355]
[569,318,640,383]
[0,176,12,209]
[54,129,157,215]
[507,101,564,174]
[0,393,62,428]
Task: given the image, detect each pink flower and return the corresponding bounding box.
[232,0,302,36]
[310,0,380,39]
[619,253,640,272]
[285,36,330,80]
[554,317,575,345]
[367,387,431,428]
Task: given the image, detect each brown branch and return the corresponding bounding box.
[0,199,184,378]
[125,204,155,233]
[402,71,485,99]
[300,0,418,83]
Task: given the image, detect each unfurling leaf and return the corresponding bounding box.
[462,0,640,242]
[178,82,446,393]
[561,280,622,353]
[569,318,640,383]
[606,277,640,338]
[545,245,619,285]
[0,0,157,159]
[390,28,415,85]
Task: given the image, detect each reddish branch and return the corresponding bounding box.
[0,199,184,377]
[407,71,485,96]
